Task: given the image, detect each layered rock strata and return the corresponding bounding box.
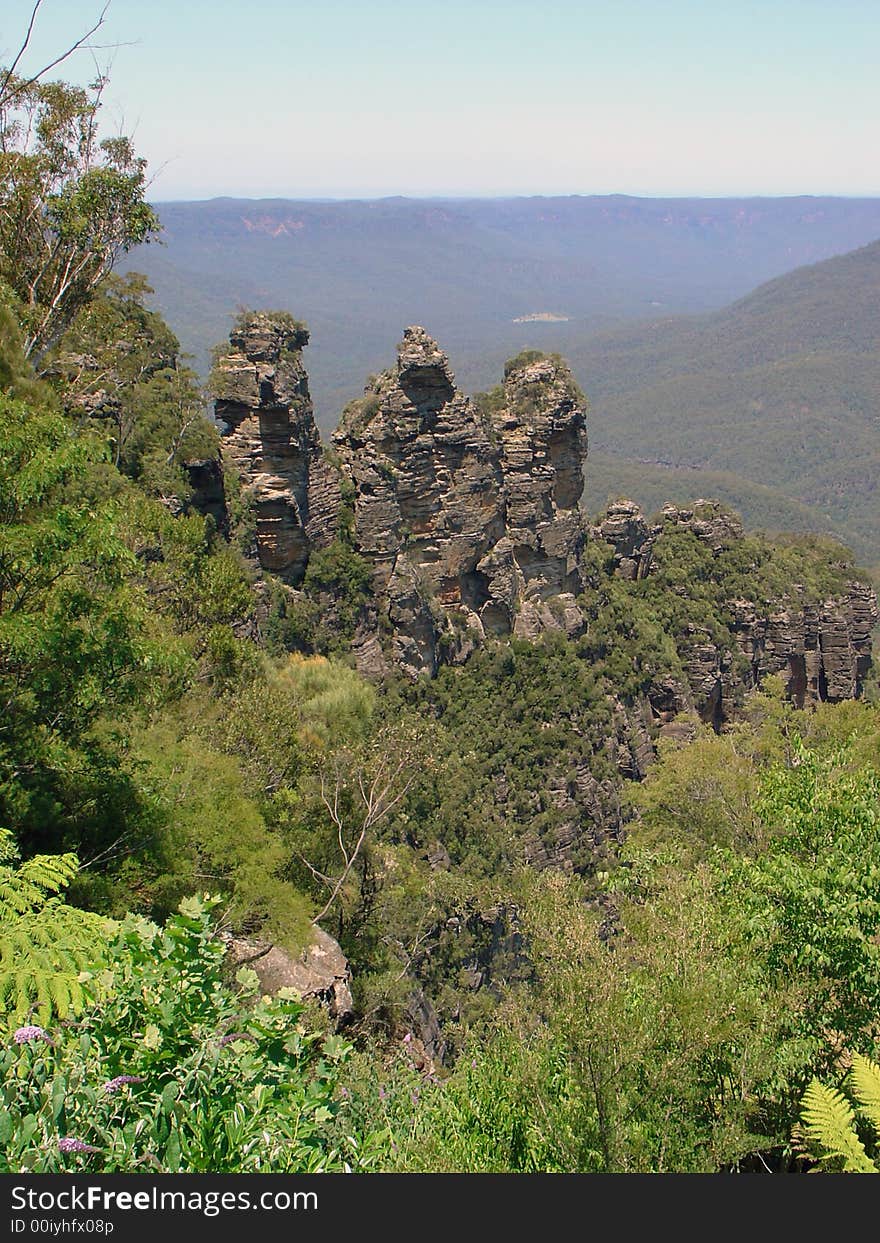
[592,498,878,721]
[331,329,589,675]
[213,313,339,583]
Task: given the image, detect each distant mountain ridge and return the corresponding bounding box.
[578,240,880,566]
[128,194,880,421]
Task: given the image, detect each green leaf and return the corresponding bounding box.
[143,1024,162,1051]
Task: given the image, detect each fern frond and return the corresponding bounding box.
[16,852,79,895]
[800,1079,876,1173]
[850,1054,880,1133]
[0,848,110,1030]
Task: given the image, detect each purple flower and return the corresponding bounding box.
[403,1032,412,1044]
[102,1075,145,1094]
[58,1138,100,1154]
[379,1086,386,1101]
[13,1025,49,1045]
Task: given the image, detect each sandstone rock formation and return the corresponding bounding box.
[594,499,654,580]
[592,497,879,724]
[332,329,589,675]
[225,926,353,1023]
[211,318,876,710]
[213,313,339,583]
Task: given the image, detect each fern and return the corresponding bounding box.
[850,1054,880,1134]
[0,830,110,1030]
[800,1055,880,1173]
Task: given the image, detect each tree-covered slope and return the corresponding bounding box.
[5,40,880,1176]
[577,241,880,566]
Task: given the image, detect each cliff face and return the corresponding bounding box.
[211,317,876,708]
[330,328,589,675]
[593,498,879,724]
[213,313,339,583]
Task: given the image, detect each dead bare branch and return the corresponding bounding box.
[0,2,111,107]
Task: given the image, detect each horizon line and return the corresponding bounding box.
[147,189,880,206]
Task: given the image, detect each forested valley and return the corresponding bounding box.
[2,45,880,1177]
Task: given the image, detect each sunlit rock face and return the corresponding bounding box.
[332,328,590,675]
[213,313,339,583]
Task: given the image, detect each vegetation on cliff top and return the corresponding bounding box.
[2,37,879,1175]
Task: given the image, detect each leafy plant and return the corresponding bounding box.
[800,1054,880,1172]
[1,896,388,1172]
[0,830,108,1029]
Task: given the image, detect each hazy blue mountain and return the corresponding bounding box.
[128,194,880,424]
[577,240,880,567]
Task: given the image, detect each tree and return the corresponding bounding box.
[283,715,420,937]
[0,3,112,111]
[0,389,159,854]
[0,62,158,363]
[48,272,217,483]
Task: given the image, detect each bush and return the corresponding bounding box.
[0,896,387,1172]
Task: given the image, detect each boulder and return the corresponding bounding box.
[226,926,354,1023]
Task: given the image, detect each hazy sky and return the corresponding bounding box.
[3,0,879,200]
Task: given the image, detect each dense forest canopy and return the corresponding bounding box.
[1,22,879,1177]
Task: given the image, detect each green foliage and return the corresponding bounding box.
[0,393,163,852]
[113,654,377,939]
[115,489,253,637]
[725,745,880,1048]
[264,582,319,655]
[401,1027,584,1172]
[517,868,785,1172]
[627,727,762,858]
[393,637,615,875]
[127,723,313,943]
[302,539,373,650]
[800,1054,880,1173]
[0,830,108,1029]
[49,273,218,496]
[0,74,158,362]
[0,301,53,405]
[502,348,547,378]
[0,897,386,1172]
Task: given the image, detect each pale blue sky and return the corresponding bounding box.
[3,0,878,199]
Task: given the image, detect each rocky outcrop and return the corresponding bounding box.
[211,317,876,705]
[730,582,877,707]
[213,313,339,583]
[658,500,744,551]
[225,926,353,1023]
[592,497,879,722]
[332,329,589,676]
[593,499,655,580]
